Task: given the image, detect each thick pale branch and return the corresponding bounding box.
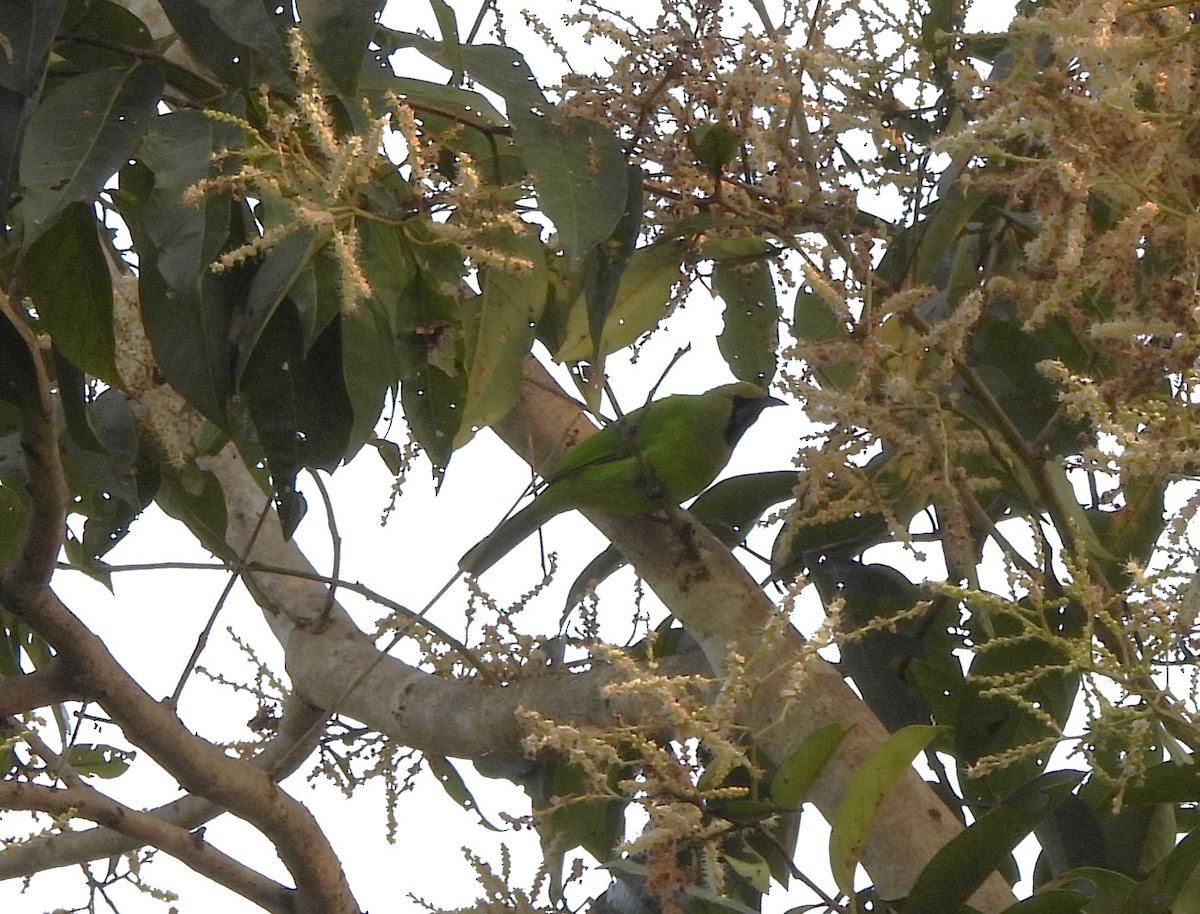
[0,696,326,880]
[0,661,87,715]
[492,360,1016,910]
[0,780,292,912]
[198,442,714,762]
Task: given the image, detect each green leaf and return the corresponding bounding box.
[154,465,233,562]
[61,389,159,563]
[956,608,1081,807]
[793,285,847,342]
[714,253,780,385]
[0,473,30,569]
[829,724,944,896]
[997,890,1089,914]
[688,122,740,176]
[296,0,383,98]
[240,303,354,529]
[0,301,41,416]
[0,0,66,96]
[1124,830,1200,913]
[22,203,118,383]
[428,0,464,83]
[582,163,644,366]
[812,558,961,732]
[55,1,154,73]
[19,64,163,246]
[234,226,328,383]
[901,770,1085,914]
[116,111,244,423]
[65,743,134,779]
[771,723,847,809]
[426,755,503,831]
[158,0,288,87]
[1052,867,1136,914]
[401,361,465,483]
[450,44,628,262]
[555,241,683,362]
[455,232,548,447]
[689,470,798,546]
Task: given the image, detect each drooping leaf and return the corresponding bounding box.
[295,0,383,98]
[157,0,289,88]
[447,43,628,262]
[455,231,548,447]
[713,241,780,385]
[234,226,328,383]
[0,0,67,96]
[829,724,944,896]
[400,361,465,483]
[770,723,847,809]
[900,770,1085,914]
[18,64,163,246]
[0,0,66,221]
[65,743,135,779]
[22,202,118,383]
[427,0,464,84]
[426,755,503,831]
[116,111,245,423]
[240,302,354,534]
[956,608,1081,807]
[60,388,160,565]
[555,241,684,362]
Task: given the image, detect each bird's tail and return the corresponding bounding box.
[459,498,559,577]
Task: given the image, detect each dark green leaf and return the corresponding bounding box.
[296,0,383,98]
[556,241,684,361]
[55,1,154,73]
[0,306,39,412]
[1052,868,1136,914]
[234,226,327,383]
[240,303,354,523]
[400,361,465,482]
[1124,830,1200,913]
[450,44,628,262]
[957,610,1080,807]
[714,252,780,385]
[118,111,245,423]
[997,890,1088,914]
[22,202,118,383]
[0,0,66,96]
[19,64,163,246]
[428,0,464,83]
[811,558,953,732]
[158,0,289,87]
[582,163,644,366]
[902,771,1085,914]
[61,388,159,563]
[65,743,134,779]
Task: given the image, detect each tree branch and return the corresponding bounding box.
[0,660,88,715]
[490,359,1016,911]
[0,696,326,880]
[0,780,293,912]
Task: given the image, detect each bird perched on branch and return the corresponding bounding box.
[460,381,784,576]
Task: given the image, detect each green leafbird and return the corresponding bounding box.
[460,381,784,576]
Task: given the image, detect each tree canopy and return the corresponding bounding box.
[3,0,1200,912]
